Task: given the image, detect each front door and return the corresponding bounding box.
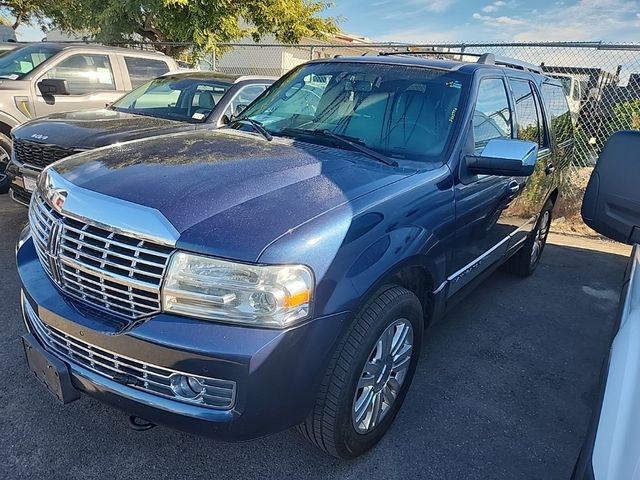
[450,75,521,296]
[34,53,123,117]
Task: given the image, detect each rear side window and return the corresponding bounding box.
[510,79,546,148]
[45,54,115,95]
[541,83,572,145]
[473,78,512,152]
[124,57,171,88]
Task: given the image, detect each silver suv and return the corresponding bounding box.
[0,43,178,181]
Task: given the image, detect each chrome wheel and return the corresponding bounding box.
[530,210,551,266]
[0,145,9,167]
[352,318,414,434]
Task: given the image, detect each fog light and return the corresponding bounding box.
[170,374,206,400]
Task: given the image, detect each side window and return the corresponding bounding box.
[45,54,115,95]
[510,79,546,148]
[473,78,512,152]
[541,83,572,145]
[124,57,171,88]
[223,84,268,118]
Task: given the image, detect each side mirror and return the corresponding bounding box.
[220,114,231,125]
[466,138,538,176]
[582,131,640,244]
[37,79,70,96]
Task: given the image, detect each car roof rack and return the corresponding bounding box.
[378,50,543,74]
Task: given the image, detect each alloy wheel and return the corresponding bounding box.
[352,318,414,434]
[530,210,551,267]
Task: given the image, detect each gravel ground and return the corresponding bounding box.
[0,195,629,480]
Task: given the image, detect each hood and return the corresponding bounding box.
[14,109,194,149]
[52,130,414,262]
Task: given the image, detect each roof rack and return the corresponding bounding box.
[378,50,543,74]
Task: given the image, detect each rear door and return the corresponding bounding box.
[501,76,555,250]
[33,51,123,116]
[120,55,172,90]
[540,81,574,170]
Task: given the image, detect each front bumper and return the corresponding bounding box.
[17,238,351,440]
[6,159,38,206]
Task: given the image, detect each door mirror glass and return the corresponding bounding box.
[466,138,538,176]
[37,78,70,96]
[582,131,640,244]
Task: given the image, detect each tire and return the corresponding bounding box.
[298,285,423,459]
[506,199,553,277]
[0,132,11,172]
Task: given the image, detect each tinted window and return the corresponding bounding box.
[541,83,572,144]
[510,79,546,147]
[240,63,466,164]
[45,54,115,95]
[223,84,268,118]
[0,44,61,79]
[473,78,512,152]
[111,76,231,123]
[124,57,171,88]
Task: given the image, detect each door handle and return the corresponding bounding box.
[506,180,520,196]
[545,163,556,175]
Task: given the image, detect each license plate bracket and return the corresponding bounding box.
[22,333,80,404]
[22,175,37,192]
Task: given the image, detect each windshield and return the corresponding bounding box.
[111,76,232,123]
[237,62,466,164]
[0,44,61,79]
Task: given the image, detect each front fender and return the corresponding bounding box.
[0,108,23,130]
[259,166,455,319]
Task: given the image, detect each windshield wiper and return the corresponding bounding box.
[280,128,397,166]
[230,117,272,141]
[318,130,397,166]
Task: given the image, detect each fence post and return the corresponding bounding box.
[212,50,217,72]
[310,46,315,61]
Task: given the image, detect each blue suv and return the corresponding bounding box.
[16,53,573,458]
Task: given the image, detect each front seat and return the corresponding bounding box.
[193,91,216,116]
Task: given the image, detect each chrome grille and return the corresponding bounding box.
[29,192,173,320]
[23,296,236,409]
[13,138,79,170]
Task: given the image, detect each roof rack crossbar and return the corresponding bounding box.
[378,50,543,74]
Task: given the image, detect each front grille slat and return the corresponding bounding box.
[63,224,172,261]
[14,138,79,170]
[62,235,169,270]
[29,193,170,320]
[23,298,236,410]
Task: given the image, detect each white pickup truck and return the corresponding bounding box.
[573,131,640,480]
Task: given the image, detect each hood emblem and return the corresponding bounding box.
[31,133,49,141]
[51,189,67,212]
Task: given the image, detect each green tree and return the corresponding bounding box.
[0,0,65,30]
[610,98,640,132]
[49,0,338,57]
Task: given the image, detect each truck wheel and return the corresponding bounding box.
[298,285,423,459]
[506,200,553,277]
[0,132,11,172]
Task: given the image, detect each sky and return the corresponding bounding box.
[326,0,640,43]
[10,0,640,43]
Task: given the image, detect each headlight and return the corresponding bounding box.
[162,252,314,328]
